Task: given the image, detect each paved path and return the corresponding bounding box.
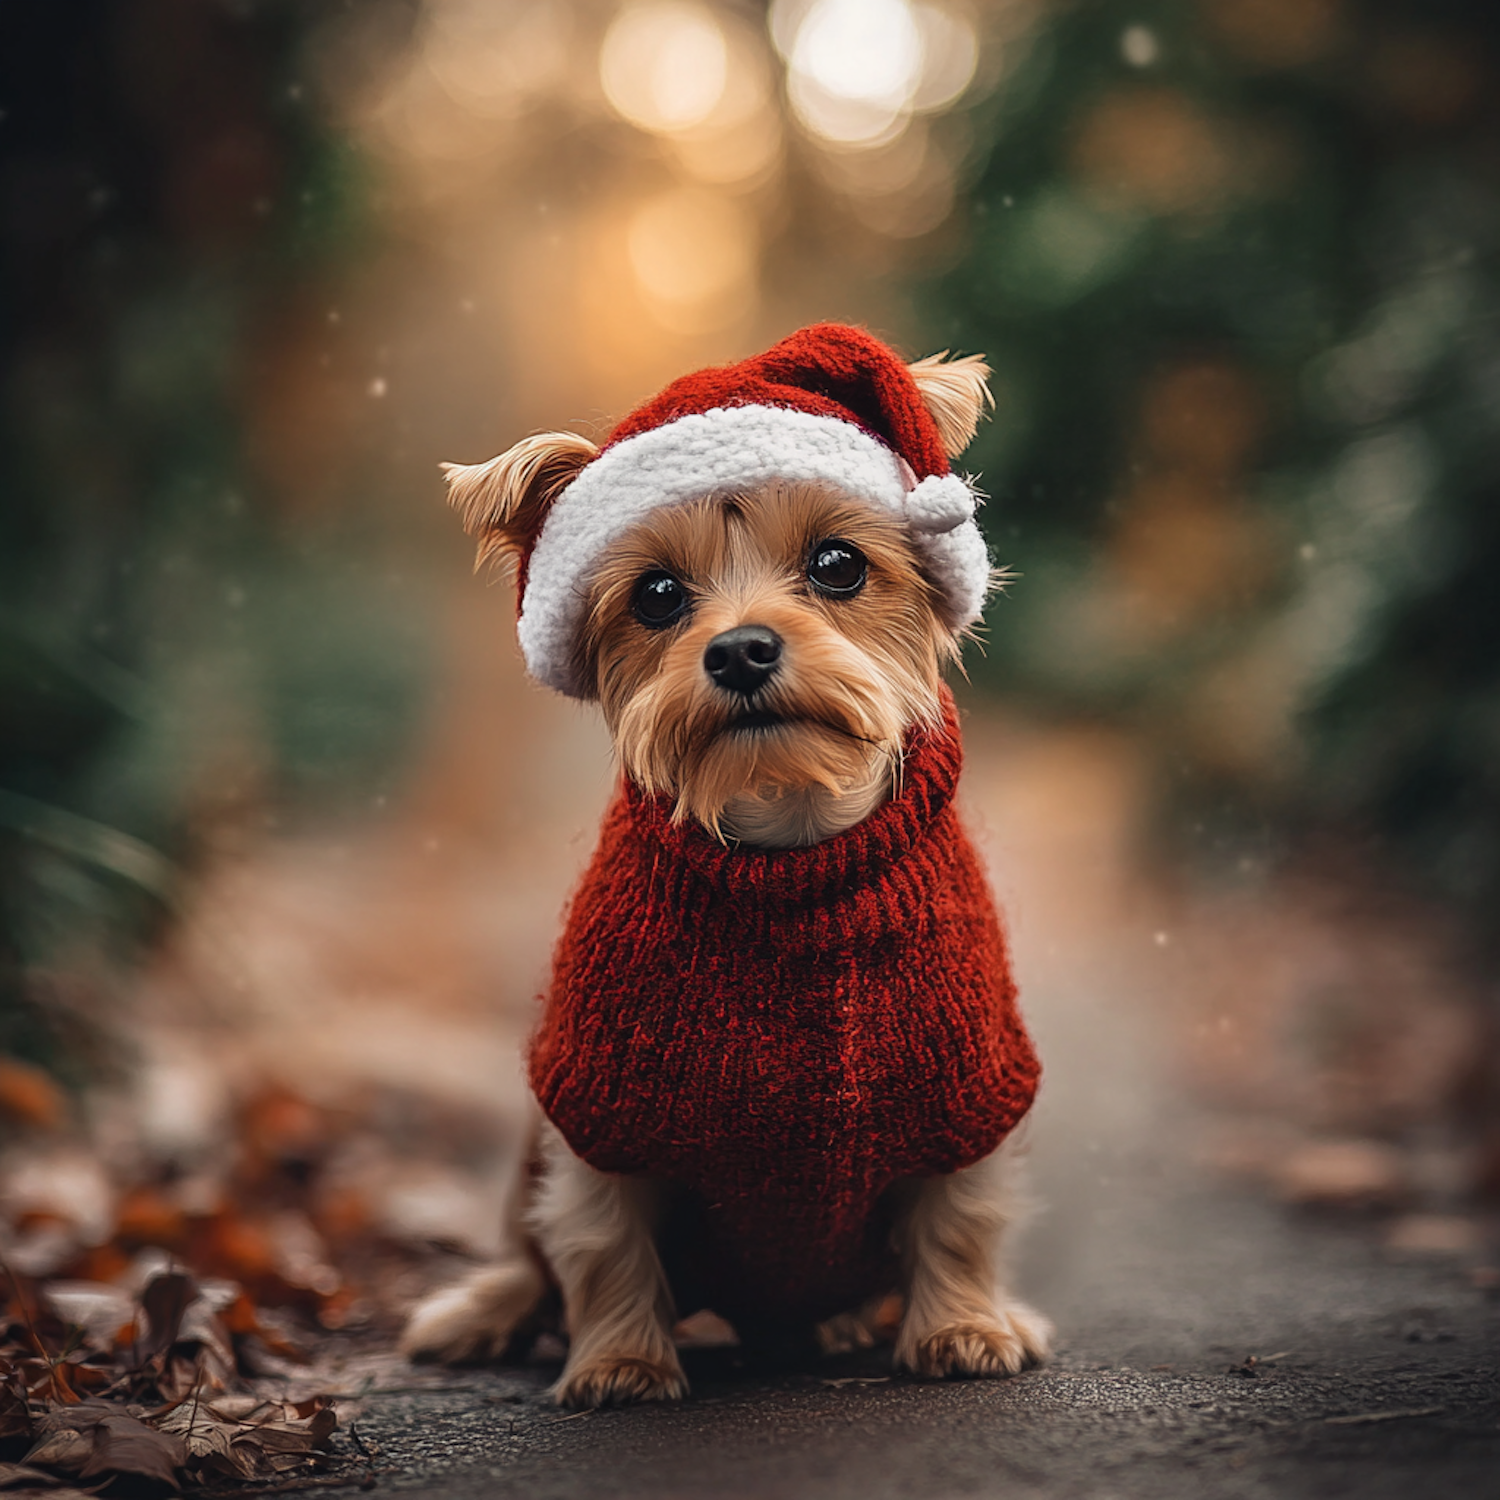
[321,926,1499,1499]
[332,1175,1494,1499]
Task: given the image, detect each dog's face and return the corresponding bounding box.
[578,480,957,841]
[443,352,991,845]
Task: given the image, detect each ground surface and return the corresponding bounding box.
[312,877,1499,1500]
[326,1177,1495,1500]
[125,710,1492,1498]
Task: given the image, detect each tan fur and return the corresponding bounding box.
[397,1257,546,1366]
[444,431,598,572]
[578,482,957,845]
[529,1122,686,1407]
[907,352,994,458]
[890,1130,1052,1377]
[401,1124,1045,1399]
[719,773,892,849]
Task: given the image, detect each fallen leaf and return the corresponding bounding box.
[26,1400,186,1488]
[22,1428,92,1471]
[0,1464,95,1500]
[197,1214,278,1286]
[176,1297,235,1367]
[154,1391,338,1482]
[177,1418,237,1471]
[0,1463,66,1489]
[1275,1140,1407,1208]
[42,1283,135,1354]
[113,1187,186,1251]
[193,1393,267,1423]
[77,1412,185,1487]
[5,1355,79,1407]
[139,1273,194,1358]
[1384,1214,1481,1256]
[0,1369,31,1441]
[0,1060,66,1130]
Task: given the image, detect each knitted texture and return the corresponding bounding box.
[514,324,993,695]
[605,322,950,476]
[530,691,1039,1326]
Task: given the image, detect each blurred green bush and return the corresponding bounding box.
[928,0,1500,941]
[0,1,430,1082]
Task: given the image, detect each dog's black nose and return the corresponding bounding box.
[704,625,782,696]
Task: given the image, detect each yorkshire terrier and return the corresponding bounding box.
[401,324,1049,1407]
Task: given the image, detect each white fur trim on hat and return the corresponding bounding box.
[519,404,991,696]
[903,473,977,534]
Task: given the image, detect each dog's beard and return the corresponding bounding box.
[674,716,891,839]
[610,632,935,842]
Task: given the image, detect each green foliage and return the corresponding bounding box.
[0,1,428,1073]
[927,0,1500,927]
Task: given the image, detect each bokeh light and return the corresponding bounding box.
[600,1,729,135]
[772,0,979,147]
[1070,87,1231,218]
[784,0,924,145]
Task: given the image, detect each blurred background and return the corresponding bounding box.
[2,0,1497,1342]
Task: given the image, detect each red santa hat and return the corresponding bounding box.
[516,323,992,697]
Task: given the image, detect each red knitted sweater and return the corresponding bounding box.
[529,692,1039,1327]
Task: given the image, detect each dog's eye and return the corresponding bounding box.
[632,571,691,628]
[807,539,868,598]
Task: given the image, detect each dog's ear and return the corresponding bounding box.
[907,352,994,458]
[443,431,599,573]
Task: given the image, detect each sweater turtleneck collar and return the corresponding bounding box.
[620,685,965,908]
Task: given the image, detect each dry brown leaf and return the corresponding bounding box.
[178,1420,239,1475]
[249,1415,334,1454]
[26,1401,186,1488]
[0,1061,66,1130]
[1275,1139,1408,1207]
[21,1428,92,1471]
[175,1296,236,1371]
[77,1412,185,1487]
[0,1470,96,1500]
[139,1273,194,1358]
[41,1283,135,1355]
[196,1393,267,1422]
[0,1463,70,1490]
[154,1391,338,1482]
[0,1369,31,1441]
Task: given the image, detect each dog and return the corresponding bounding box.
[400,324,1049,1407]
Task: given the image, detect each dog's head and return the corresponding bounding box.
[444,329,995,846]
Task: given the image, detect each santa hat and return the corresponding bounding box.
[516,323,992,697]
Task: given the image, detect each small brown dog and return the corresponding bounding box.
[401,324,1048,1407]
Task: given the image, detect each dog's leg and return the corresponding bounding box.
[530,1122,686,1407]
[893,1134,1052,1378]
[401,1113,547,1363]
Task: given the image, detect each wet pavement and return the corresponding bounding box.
[328,1176,1495,1500]
[318,923,1499,1500]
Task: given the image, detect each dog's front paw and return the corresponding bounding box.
[554,1353,688,1408]
[400,1260,545,1365]
[896,1302,1052,1379]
